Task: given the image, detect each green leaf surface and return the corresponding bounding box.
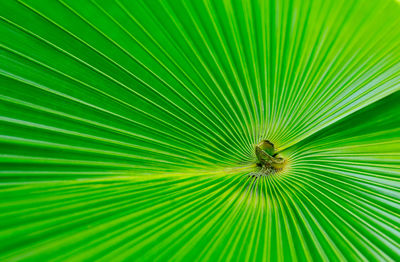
[0,0,399,261]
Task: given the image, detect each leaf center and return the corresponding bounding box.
[254,140,285,175]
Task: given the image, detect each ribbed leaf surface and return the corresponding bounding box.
[0,0,399,261]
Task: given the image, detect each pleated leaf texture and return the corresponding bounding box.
[1,0,400,261]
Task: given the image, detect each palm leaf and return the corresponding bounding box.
[0,0,399,260]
